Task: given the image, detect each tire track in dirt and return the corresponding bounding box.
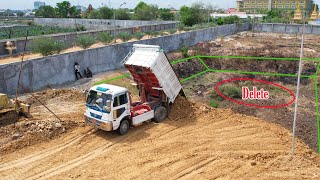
[21,126,148,180]
[0,129,94,172]
[173,157,218,179]
[25,141,119,180]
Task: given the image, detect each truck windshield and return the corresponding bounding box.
[86,90,112,109]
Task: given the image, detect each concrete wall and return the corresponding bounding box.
[253,23,320,34]
[0,23,250,95]
[0,22,177,56]
[34,18,178,30]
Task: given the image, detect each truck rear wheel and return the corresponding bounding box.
[118,119,129,135]
[154,106,167,123]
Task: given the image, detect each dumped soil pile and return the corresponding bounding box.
[0,96,320,179]
[0,89,85,154]
[168,96,196,120]
[0,120,83,156]
[25,89,83,106]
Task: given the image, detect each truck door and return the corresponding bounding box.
[112,93,129,129]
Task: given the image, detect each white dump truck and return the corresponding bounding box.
[84,44,184,135]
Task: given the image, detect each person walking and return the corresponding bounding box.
[74,62,82,80]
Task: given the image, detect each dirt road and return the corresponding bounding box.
[0,96,319,179]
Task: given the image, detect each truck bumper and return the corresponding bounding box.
[84,114,113,131]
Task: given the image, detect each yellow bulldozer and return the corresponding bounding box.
[0,93,31,126]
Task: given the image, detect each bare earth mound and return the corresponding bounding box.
[0,96,319,179]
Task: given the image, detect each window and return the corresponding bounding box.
[86,90,112,109]
[113,94,128,107]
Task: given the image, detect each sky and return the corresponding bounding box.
[1,0,237,10]
[1,0,320,10]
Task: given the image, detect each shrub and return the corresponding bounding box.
[159,31,166,36]
[179,46,189,58]
[213,85,242,100]
[116,32,132,42]
[211,90,224,101]
[76,25,86,31]
[98,32,114,44]
[144,31,154,38]
[75,35,96,49]
[177,23,185,31]
[209,100,219,108]
[209,22,216,27]
[184,27,193,31]
[27,21,35,26]
[30,38,66,56]
[152,31,160,36]
[168,29,176,34]
[133,32,145,40]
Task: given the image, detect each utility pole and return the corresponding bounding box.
[112,2,126,39]
[291,9,306,159]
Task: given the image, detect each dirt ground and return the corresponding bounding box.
[1,32,320,179]
[1,92,320,179]
[170,32,320,152]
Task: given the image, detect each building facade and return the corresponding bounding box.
[236,0,314,13]
[34,1,46,10]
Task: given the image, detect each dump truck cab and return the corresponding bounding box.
[85,84,130,131]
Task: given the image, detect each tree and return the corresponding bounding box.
[159,8,175,21]
[180,3,205,26]
[17,12,25,17]
[134,1,148,12]
[223,16,240,24]
[262,9,290,23]
[87,9,100,19]
[98,6,113,19]
[55,1,80,18]
[0,10,14,17]
[35,5,56,18]
[3,27,14,39]
[133,2,159,20]
[115,9,131,20]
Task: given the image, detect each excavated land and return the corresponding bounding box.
[170,32,320,152]
[0,32,320,179]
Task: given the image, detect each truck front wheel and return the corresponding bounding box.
[118,119,129,135]
[154,106,168,123]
